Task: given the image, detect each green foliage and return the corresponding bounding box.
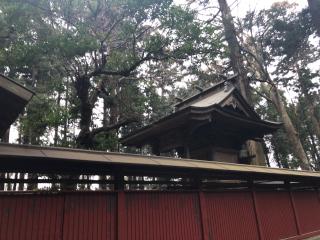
[94,132,119,151]
[1,0,318,169]
[19,95,59,144]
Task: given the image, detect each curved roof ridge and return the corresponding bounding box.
[174,75,237,109]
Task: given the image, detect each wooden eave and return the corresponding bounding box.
[0,74,34,101]
[121,104,282,146]
[0,143,319,182]
[0,74,34,136]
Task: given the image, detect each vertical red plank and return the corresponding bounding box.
[12,196,22,240]
[111,194,116,240]
[103,193,107,240]
[31,196,39,240]
[92,194,98,240]
[17,196,27,240]
[199,191,209,240]
[255,191,298,240]
[46,197,52,240]
[4,188,320,240]
[252,190,264,240]
[75,194,82,240]
[85,195,90,240]
[52,195,64,240]
[0,196,4,238]
[5,196,16,240]
[289,191,301,235]
[63,193,116,240]
[79,194,85,240]
[136,192,139,240]
[31,197,39,240]
[77,194,82,240]
[117,191,126,240]
[1,196,8,240]
[63,194,71,240]
[47,196,54,240]
[83,194,89,240]
[204,191,260,240]
[37,196,46,240]
[169,193,175,240]
[5,196,11,239]
[0,194,61,240]
[91,194,97,240]
[140,192,144,240]
[0,196,10,240]
[150,193,155,240]
[292,191,320,233]
[0,192,117,240]
[25,197,34,240]
[125,192,202,240]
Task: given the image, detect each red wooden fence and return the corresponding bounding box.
[0,190,319,240]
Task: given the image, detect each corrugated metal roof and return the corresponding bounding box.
[0,143,319,179]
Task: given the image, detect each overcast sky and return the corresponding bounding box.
[227,0,307,16]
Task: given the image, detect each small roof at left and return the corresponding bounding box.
[0,74,34,137]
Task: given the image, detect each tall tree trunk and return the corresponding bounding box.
[109,78,120,151]
[309,109,320,140]
[217,0,266,165]
[270,136,287,168]
[270,87,311,170]
[218,0,249,99]
[54,90,61,146]
[262,140,271,167]
[306,125,320,169]
[75,75,94,148]
[63,77,70,146]
[296,68,320,140]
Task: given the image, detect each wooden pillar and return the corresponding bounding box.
[176,144,190,158]
[151,142,160,156]
[114,172,124,191]
[198,191,209,240]
[1,128,10,142]
[184,144,190,158]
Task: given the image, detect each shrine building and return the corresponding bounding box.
[121,76,281,165]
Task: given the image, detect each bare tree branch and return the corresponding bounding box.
[91,117,138,136]
[249,86,273,103]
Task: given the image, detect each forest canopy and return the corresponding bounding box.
[0,0,319,170]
